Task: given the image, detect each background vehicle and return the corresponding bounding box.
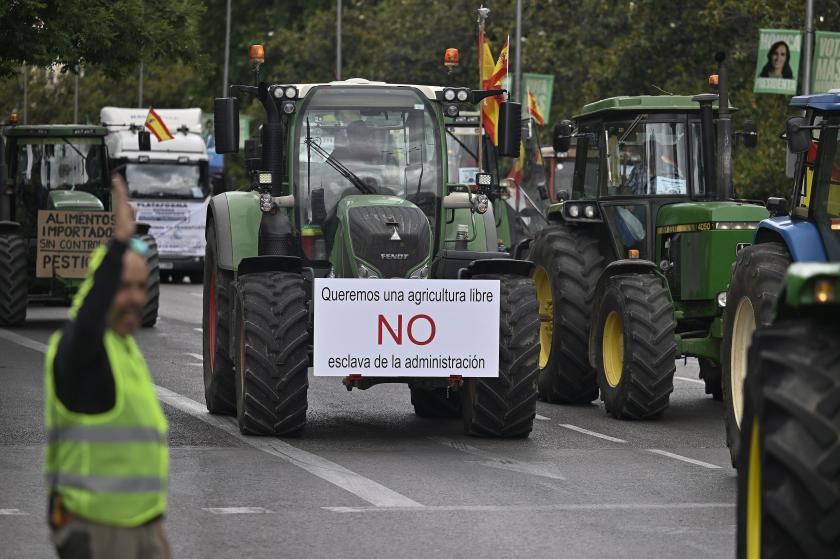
[102,107,210,283]
[202,47,539,438]
[0,122,160,326]
[528,89,766,419]
[734,92,840,558]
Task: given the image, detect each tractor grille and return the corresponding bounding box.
[347,205,431,278]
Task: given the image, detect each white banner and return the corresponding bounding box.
[130,198,208,258]
[313,279,500,377]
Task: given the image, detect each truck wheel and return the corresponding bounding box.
[699,358,723,401]
[202,225,236,415]
[593,274,676,419]
[528,225,603,404]
[410,387,461,418]
[0,234,28,326]
[232,271,309,436]
[462,274,539,438]
[189,271,204,284]
[736,319,840,558]
[722,242,789,466]
[138,234,160,328]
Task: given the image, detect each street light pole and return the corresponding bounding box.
[22,64,28,124]
[74,64,79,124]
[138,1,144,106]
[477,5,490,170]
[222,0,231,97]
[802,0,814,95]
[336,0,342,80]
[514,0,522,102]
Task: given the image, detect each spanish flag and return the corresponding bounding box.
[527,89,545,126]
[145,108,174,142]
[479,36,509,145]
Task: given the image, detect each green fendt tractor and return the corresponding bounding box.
[202,47,539,437]
[528,74,767,419]
[0,122,160,326]
[734,92,840,558]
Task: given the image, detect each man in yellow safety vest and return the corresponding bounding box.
[44,174,170,558]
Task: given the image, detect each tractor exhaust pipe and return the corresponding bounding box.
[715,52,732,201]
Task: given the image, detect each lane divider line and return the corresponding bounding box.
[535,414,551,421]
[202,507,273,514]
[674,376,705,385]
[646,449,722,470]
[429,437,565,480]
[0,509,28,516]
[190,293,203,298]
[0,328,422,509]
[184,353,203,361]
[559,424,627,444]
[193,328,203,333]
[323,502,735,513]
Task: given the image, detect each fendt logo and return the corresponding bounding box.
[380,253,409,260]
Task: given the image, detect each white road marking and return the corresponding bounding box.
[535,414,551,421]
[185,353,203,361]
[188,363,203,367]
[202,507,272,514]
[0,329,421,509]
[559,424,627,444]
[646,449,722,469]
[0,509,28,516]
[155,385,423,508]
[190,293,203,298]
[674,376,705,385]
[324,502,735,513]
[193,328,203,333]
[430,437,564,480]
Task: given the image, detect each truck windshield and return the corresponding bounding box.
[14,138,106,191]
[297,86,441,232]
[125,163,207,199]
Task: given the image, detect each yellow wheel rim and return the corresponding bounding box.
[534,266,553,369]
[602,311,624,388]
[731,297,756,428]
[746,417,761,559]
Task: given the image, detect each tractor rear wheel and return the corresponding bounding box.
[410,387,461,418]
[0,233,28,326]
[138,234,160,328]
[232,271,309,436]
[736,319,840,558]
[722,242,789,466]
[528,225,603,404]
[593,274,676,419]
[202,225,236,415]
[461,274,539,438]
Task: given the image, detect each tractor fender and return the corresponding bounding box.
[0,221,21,235]
[587,259,672,368]
[459,257,534,279]
[238,255,302,277]
[206,191,262,271]
[755,216,827,262]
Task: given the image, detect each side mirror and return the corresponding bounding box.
[138,130,151,151]
[742,120,758,149]
[785,116,811,154]
[765,196,789,217]
[556,189,570,202]
[553,120,573,154]
[214,97,240,154]
[497,101,522,158]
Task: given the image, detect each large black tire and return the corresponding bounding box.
[528,224,604,404]
[461,274,539,438]
[0,234,27,326]
[138,234,159,328]
[699,358,723,401]
[593,274,676,419]
[722,242,789,466]
[410,387,461,418]
[202,225,236,415]
[232,271,309,436]
[736,319,840,559]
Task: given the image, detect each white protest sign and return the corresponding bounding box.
[314,279,500,377]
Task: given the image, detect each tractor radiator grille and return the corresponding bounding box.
[347,205,431,278]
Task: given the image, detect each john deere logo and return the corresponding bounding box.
[381,253,409,260]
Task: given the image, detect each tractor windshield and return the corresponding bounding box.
[13,138,106,194]
[818,124,840,259]
[296,86,441,242]
[605,121,691,196]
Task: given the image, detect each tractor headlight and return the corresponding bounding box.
[357,264,379,279]
[456,88,470,102]
[474,194,489,214]
[281,100,296,115]
[444,103,459,118]
[443,88,456,101]
[409,265,429,279]
[259,192,273,213]
[717,291,727,308]
[284,86,298,99]
[272,87,284,99]
[584,205,596,219]
[567,204,580,218]
[814,279,835,304]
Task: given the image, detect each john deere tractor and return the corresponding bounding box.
[734,92,840,558]
[0,123,160,326]
[527,73,767,419]
[202,47,539,437]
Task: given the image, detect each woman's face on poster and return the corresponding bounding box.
[771,44,788,72]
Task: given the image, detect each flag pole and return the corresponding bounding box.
[477,5,489,170]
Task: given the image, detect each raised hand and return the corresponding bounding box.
[111,172,136,242]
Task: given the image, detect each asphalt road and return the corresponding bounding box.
[1,283,736,558]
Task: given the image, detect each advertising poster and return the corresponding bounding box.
[813,31,840,93]
[754,29,801,95]
[522,73,554,125]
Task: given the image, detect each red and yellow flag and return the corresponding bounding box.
[527,89,545,126]
[145,108,174,142]
[480,36,509,145]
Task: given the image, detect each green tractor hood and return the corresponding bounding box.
[47,190,105,211]
[656,201,768,230]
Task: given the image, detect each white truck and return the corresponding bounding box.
[100,107,210,282]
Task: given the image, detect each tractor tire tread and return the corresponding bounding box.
[0,234,28,326]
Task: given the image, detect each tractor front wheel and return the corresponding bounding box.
[233,271,309,436]
[461,274,539,438]
[0,233,28,326]
[593,274,676,419]
[736,319,840,558]
[137,234,160,328]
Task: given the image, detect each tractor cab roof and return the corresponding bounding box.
[790,90,840,112]
[574,95,735,120]
[3,124,108,138]
[290,78,445,101]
